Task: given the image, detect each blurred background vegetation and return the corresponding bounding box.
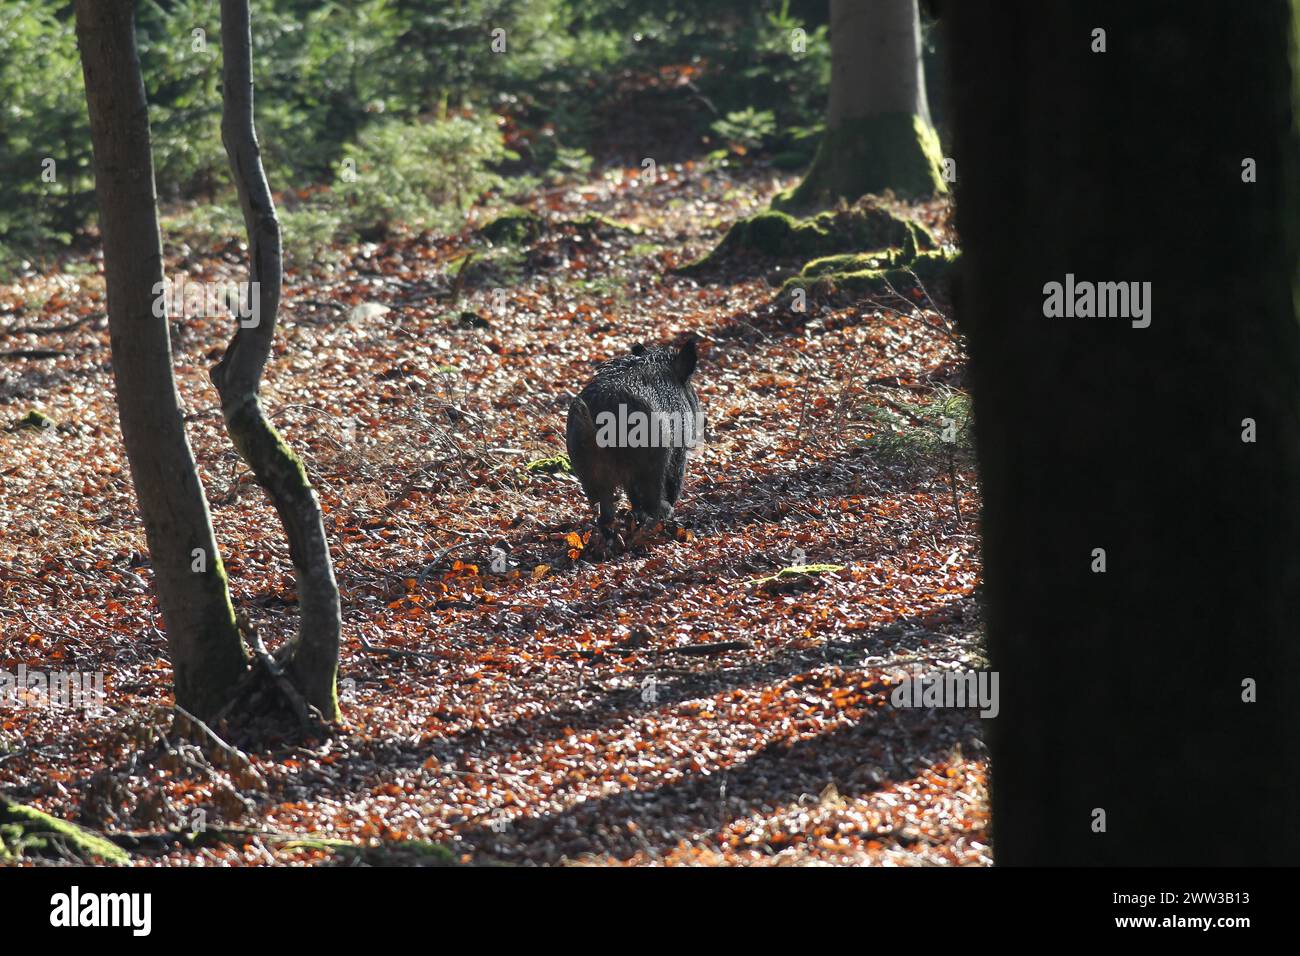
[0,0,947,277]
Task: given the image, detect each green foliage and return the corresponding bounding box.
[250,0,422,187]
[0,1,93,274]
[0,0,835,270]
[857,392,974,464]
[548,145,594,181]
[743,0,831,127]
[332,115,516,240]
[162,200,242,249]
[278,204,347,269]
[572,0,829,135]
[711,108,778,152]
[135,0,225,199]
[166,115,517,268]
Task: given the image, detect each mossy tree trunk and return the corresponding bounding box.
[949,1,1300,863]
[213,0,341,720]
[778,0,946,210]
[74,0,248,722]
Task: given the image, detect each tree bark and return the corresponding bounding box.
[213,0,341,720]
[74,0,247,722]
[778,0,945,209]
[949,2,1300,863]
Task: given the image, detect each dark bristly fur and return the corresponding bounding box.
[565,336,703,540]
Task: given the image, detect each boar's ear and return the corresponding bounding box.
[673,335,698,382]
[631,343,647,356]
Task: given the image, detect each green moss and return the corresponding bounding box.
[526,454,573,475]
[784,248,960,297]
[776,563,845,576]
[678,199,936,275]
[744,210,805,255]
[569,213,642,236]
[226,400,311,495]
[478,209,543,245]
[222,396,338,721]
[11,409,56,431]
[905,249,960,281]
[774,112,948,212]
[282,653,341,724]
[170,547,248,722]
[752,563,846,592]
[798,250,907,275]
[0,798,130,864]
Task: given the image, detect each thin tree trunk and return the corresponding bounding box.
[949,1,1300,864]
[75,0,247,722]
[213,0,341,720]
[778,0,945,209]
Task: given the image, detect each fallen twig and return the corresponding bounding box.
[0,312,103,339]
[565,640,752,660]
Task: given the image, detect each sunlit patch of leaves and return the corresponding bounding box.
[0,153,983,868]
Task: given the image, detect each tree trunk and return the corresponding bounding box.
[74,0,247,722]
[778,0,945,209]
[213,0,341,720]
[949,2,1300,863]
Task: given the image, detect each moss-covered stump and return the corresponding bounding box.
[773,113,947,213]
[783,248,961,299]
[677,198,936,276]
[0,796,130,864]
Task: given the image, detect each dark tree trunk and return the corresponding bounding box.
[74,0,247,721]
[213,0,341,720]
[949,3,1300,863]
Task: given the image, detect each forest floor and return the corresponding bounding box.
[0,159,988,865]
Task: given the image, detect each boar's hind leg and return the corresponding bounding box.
[628,450,672,524]
[663,448,688,509]
[575,469,618,541]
